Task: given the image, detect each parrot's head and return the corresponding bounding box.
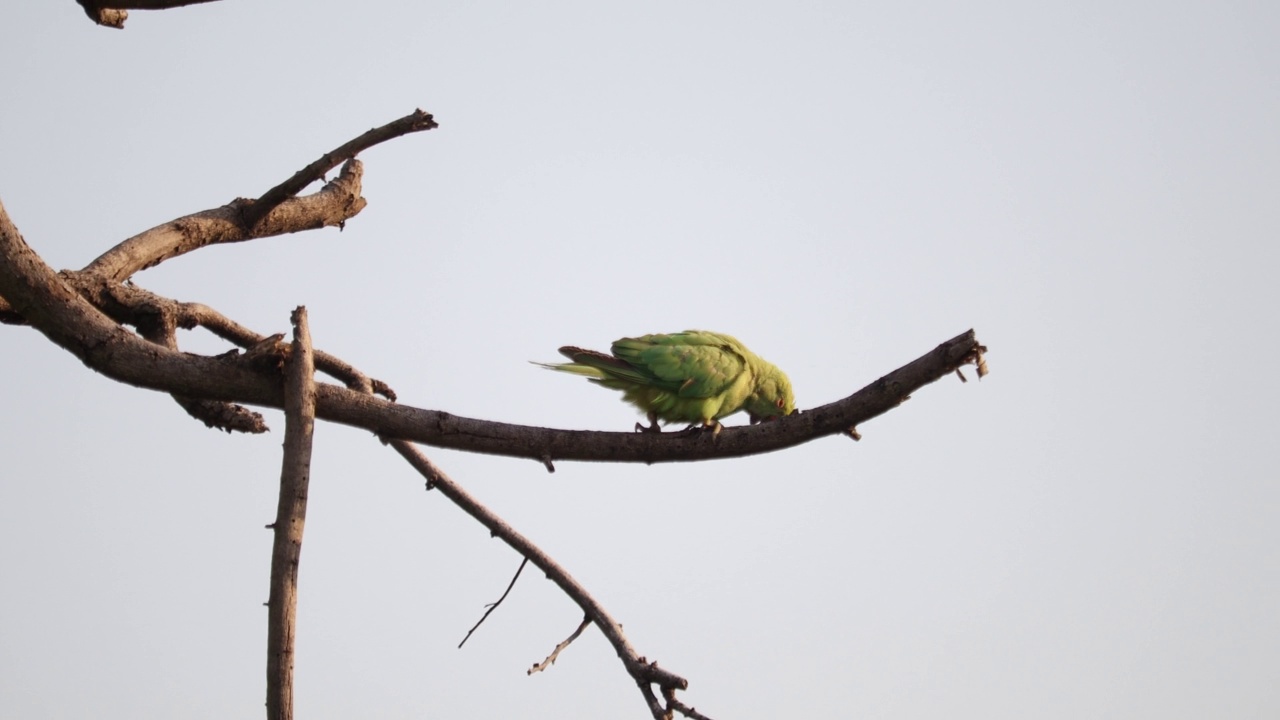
[746,365,795,424]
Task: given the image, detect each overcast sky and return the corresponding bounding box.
[2,2,1278,718]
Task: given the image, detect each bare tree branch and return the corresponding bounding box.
[6,112,422,314]
[266,307,317,720]
[329,329,986,464]
[15,6,995,717]
[388,441,688,720]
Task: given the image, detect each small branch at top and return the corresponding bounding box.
[82,159,367,282]
[242,110,438,229]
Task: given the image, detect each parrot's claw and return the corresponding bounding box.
[634,413,663,434]
[675,421,722,439]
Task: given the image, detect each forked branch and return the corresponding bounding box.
[243,109,438,229]
[389,441,685,720]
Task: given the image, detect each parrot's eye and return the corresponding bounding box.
[775,398,785,409]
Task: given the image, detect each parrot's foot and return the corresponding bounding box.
[676,421,722,438]
[634,413,662,434]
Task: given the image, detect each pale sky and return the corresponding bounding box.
[2,2,1278,718]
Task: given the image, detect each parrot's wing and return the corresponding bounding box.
[611,331,748,399]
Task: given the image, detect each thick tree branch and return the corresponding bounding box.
[19,6,987,717]
[322,329,985,464]
[3,199,985,464]
[266,307,317,720]
[389,441,682,720]
[2,210,984,460]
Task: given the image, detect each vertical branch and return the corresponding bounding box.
[266,307,317,720]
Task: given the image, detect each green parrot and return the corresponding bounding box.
[537,330,795,433]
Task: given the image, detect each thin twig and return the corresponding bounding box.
[458,557,529,649]
[265,307,317,720]
[528,616,591,674]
